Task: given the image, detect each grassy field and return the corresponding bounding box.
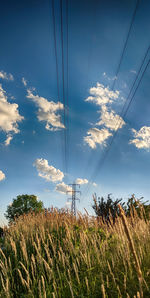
[0,207,150,297]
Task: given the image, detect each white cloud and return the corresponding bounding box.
[44,188,50,192]
[10,96,15,100]
[0,170,5,181]
[93,182,97,187]
[55,182,72,194]
[27,89,65,131]
[65,201,72,210]
[97,105,125,131]
[34,158,64,182]
[129,126,150,149]
[5,135,13,146]
[130,70,137,74]
[76,178,88,185]
[123,83,127,89]
[22,77,27,86]
[65,201,71,206]
[0,71,14,81]
[84,127,112,149]
[66,201,71,205]
[103,72,117,81]
[84,81,126,151]
[0,84,24,144]
[85,83,119,106]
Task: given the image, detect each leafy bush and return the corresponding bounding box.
[0,227,3,238]
[92,193,125,223]
[92,193,150,223]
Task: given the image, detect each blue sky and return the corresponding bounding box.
[0,0,150,225]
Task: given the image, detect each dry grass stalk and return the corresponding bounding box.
[1,209,150,297]
[67,280,74,298]
[73,262,80,284]
[0,248,8,269]
[10,237,17,257]
[38,279,42,298]
[107,261,122,296]
[118,205,143,297]
[19,261,31,286]
[106,274,109,288]
[0,273,7,293]
[41,275,46,298]
[85,276,89,292]
[17,268,31,291]
[101,283,106,298]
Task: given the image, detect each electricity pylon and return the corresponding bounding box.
[67,184,81,216]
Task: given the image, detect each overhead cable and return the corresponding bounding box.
[85,53,150,197]
[111,0,140,91]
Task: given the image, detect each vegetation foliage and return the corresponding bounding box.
[0,204,150,297]
[4,194,44,223]
[92,193,150,223]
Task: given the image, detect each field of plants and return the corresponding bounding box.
[0,207,150,297]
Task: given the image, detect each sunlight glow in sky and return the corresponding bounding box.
[0,0,150,224]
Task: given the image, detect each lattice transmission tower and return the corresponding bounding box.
[67,184,81,216]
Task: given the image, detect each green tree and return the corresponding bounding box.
[92,193,150,223]
[125,194,150,220]
[92,193,125,224]
[0,227,3,238]
[5,194,44,223]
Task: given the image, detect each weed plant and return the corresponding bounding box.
[0,207,150,297]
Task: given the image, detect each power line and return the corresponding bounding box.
[111,0,140,91]
[119,46,150,118]
[85,55,150,197]
[60,0,68,174]
[86,0,100,84]
[52,0,60,100]
[83,0,140,179]
[60,0,66,123]
[66,0,70,174]
[104,46,150,141]
[51,0,65,173]
[124,59,150,116]
[66,0,69,130]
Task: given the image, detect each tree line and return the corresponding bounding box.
[0,193,150,233]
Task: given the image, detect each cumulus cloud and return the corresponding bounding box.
[0,84,24,144]
[76,178,88,185]
[5,135,13,146]
[129,126,150,149]
[85,83,119,106]
[0,170,5,181]
[0,71,14,81]
[27,89,65,131]
[55,182,72,194]
[22,77,27,86]
[103,72,117,81]
[97,105,125,131]
[93,182,97,187]
[84,127,112,149]
[84,80,126,149]
[34,158,64,182]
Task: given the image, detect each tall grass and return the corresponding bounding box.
[0,208,150,297]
